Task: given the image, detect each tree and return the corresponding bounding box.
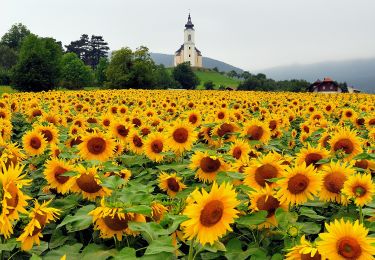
[106,46,159,89]
[204,81,215,90]
[153,64,175,89]
[0,45,18,70]
[212,67,219,72]
[65,34,90,62]
[0,23,31,50]
[11,34,62,92]
[65,34,109,68]
[227,70,238,78]
[95,57,109,85]
[88,35,109,68]
[172,62,200,89]
[60,53,93,89]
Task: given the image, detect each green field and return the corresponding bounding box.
[0,86,17,94]
[194,70,241,89]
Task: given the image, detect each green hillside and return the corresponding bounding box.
[167,68,241,89]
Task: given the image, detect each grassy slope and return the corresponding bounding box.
[194,70,240,89]
[0,86,17,94]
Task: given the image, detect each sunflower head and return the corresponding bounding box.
[77,132,115,162]
[158,172,187,197]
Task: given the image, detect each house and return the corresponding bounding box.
[307,77,342,93]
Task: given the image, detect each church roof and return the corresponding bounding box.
[175,44,184,54]
[185,13,194,29]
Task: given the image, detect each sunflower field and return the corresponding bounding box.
[0,90,375,260]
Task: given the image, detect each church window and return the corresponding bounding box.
[189,47,191,50]
[188,34,191,41]
[189,54,191,57]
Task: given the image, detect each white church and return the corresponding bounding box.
[174,14,203,68]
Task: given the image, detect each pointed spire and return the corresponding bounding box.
[185,13,194,29]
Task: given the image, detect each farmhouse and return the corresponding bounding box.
[174,14,203,68]
[307,77,342,93]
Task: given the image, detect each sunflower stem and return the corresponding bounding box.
[359,205,364,224]
[187,238,195,260]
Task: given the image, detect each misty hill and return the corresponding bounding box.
[150,53,243,73]
[256,58,375,93]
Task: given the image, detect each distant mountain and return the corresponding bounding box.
[150,53,243,73]
[255,58,375,93]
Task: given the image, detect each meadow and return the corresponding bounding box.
[0,89,374,259]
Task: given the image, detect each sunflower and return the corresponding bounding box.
[70,165,111,201]
[181,182,240,245]
[34,124,59,145]
[228,139,251,161]
[77,132,115,162]
[43,158,75,194]
[241,119,271,144]
[144,132,168,162]
[89,200,146,241]
[319,132,331,149]
[17,200,60,251]
[167,120,197,154]
[296,144,330,169]
[317,219,375,260]
[342,173,375,206]
[158,172,187,197]
[127,129,144,155]
[276,163,322,206]
[151,202,168,223]
[286,235,321,260]
[244,152,285,190]
[22,130,48,156]
[190,151,228,183]
[0,162,31,238]
[248,184,287,229]
[330,128,362,161]
[212,122,239,143]
[185,110,201,127]
[0,139,25,169]
[111,121,132,142]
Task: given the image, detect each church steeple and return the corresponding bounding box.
[185,13,194,29]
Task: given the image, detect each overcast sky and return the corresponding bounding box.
[1,0,375,71]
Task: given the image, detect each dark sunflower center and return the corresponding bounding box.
[151,140,163,153]
[132,118,142,127]
[103,119,110,126]
[70,136,83,147]
[5,182,19,215]
[167,178,180,192]
[304,153,323,167]
[32,109,42,117]
[76,174,102,193]
[133,136,143,147]
[301,252,322,260]
[232,147,242,159]
[117,125,129,137]
[247,126,264,140]
[369,119,375,126]
[200,200,224,227]
[269,120,277,131]
[0,112,6,118]
[103,214,129,231]
[141,128,151,136]
[173,128,189,143]
[353,185,366,197]
[217,123,234,138]
[337,237,362,259]
[31,213,47,236]
[333,138,354,154]
[354,160,368,169]
[189,114,198,124]
[54,166,70,184]
[288,174,310,194]
[200,157,221,173]
[30,137,42,149]
[41,130,53,142]
[217,112,225,119]
[322,136,331,148]
[356,118,365,126]
[87,137,106,155]
[256,195,280,218]
[323,173,346,194]
[254,164,278,187]
[345,111,353,117]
